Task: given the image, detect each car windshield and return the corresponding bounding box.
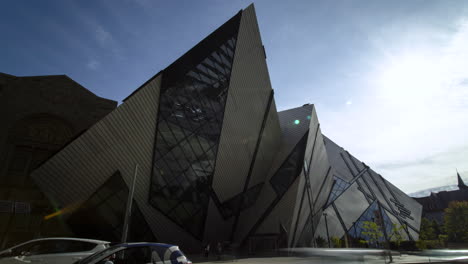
[76,245,121,264]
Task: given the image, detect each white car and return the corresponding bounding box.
[77,242,191,264]
[0,238,110,264]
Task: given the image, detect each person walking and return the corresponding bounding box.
[204,243,210,258]
[216,242,222,260]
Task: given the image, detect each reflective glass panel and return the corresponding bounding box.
[149,12,241,238]
[270,134,308,196]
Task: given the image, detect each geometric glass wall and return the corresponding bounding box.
[66,171,156,242]
[149,19,239,238]
[347,201,393,247]
[270,134,308,197]
[325,176,350,207]
[219,183,264,218]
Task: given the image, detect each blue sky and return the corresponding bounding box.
[2,0,468,193]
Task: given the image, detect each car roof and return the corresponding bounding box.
[23,237,110,244]
[119,243,177,248]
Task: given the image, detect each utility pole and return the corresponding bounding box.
[323,212,331,247]
[377,203,393,263]
[122,164,139,243]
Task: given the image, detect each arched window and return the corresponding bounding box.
[2,114,74,187]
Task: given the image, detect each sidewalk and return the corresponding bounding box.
[193,255,468,264]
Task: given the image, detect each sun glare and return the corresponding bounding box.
[376,54,443,105]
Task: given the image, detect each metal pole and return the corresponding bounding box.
[376,203,392,263]
[122,164,139,243]
[324,212,330,248]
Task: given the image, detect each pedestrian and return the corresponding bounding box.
[216,242,222,260]
[204,243,210,258]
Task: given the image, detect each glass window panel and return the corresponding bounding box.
[149,22,239,238]
[270,134,308,196]
[66,171,155,242]
[325,176,351,207]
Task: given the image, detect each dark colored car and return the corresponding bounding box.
[76,242,191,264]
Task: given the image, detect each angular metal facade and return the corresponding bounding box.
[30,4,421,252]
[313,136,422,247]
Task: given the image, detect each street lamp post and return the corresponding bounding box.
[323,212,330,248]
[122,164,139,243]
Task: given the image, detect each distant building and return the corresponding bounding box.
[415,172,468,224]
[30,4,422,252]
[0,73,117,248]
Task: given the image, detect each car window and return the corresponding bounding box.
[23,240,75,255]
[9,241,41,256]
[66,241,99,252]
[150,246,167,263]
[98,247,151,264]
[26,241,55,255]
[78,245,122,264]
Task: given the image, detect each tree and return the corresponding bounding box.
[330,236,342,248]
[315,236,326,247]
[361,221,383,247]
[390,223,406,248]
[419,218,437,240]
[444,201,468,242]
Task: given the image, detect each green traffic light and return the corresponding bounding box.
[294,120,300,125]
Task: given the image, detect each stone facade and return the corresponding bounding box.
[0,72,116,248]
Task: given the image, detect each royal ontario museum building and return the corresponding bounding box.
[31,4,422,252]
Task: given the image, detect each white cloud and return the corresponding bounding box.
[87,59,100,70]
[318,17,468,193]
[95,25,113,46]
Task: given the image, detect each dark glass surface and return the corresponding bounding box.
[296,213,313,247]
[220,183,264,218]
[149,28,238,238]
[108,246,151,264]
[347,201,394,245]
[66,171,156,242]
[270,134,308,196]
[325,176,351,207]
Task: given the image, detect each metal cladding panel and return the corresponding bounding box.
[203,198,235,243]
[408,226,419,241]
[308,133,332,210]
[333,182,370,230]
[303,106,319,162]
[255,178,300,236]
[356,177,374,200]
[371,171,400,212]
[291,106,333,242]
[320,135,422,241]
[278,105,312,148]
[32,75,201,249]
[314,205,345,241]
[212,4,273,202]
[234,183,277,242]
[290,178,312,246]
[303,108,333,214]
[233,105,312,243]
[264,105,313,183]
[322,136,355,182]
[386,209,409,240]
[384,179,422,231]
[248,100,281,188]
[362,171,391,209]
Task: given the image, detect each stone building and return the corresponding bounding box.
[415,172,468,224]
[0,72,116,248]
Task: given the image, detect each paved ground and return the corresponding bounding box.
[193,254,468,264]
